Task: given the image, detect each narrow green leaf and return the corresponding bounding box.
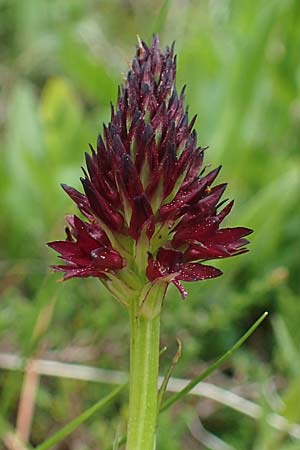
[35,384,125,450]
[106,435,126,450]
[161,312,268,412]
[157,338,182,414]
[112,426,122,450]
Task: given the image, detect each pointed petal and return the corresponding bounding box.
[146,256,164,281]
[173,216,220,246]
[217,200,234,223]
[178,263,222,281]
[47,240,78,256]
[129,194,154,240]
[157,248,183,269]
[172,279,187,299]
[119,153,143,201]
[81,178,124,231]
[160,166,222,220]
[210,227,253,244]
[61,184,90,213]
[73,216,103,252]
[89,248,124,270]
[175,184,228,232]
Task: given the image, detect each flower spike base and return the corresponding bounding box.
[127,296,160,450]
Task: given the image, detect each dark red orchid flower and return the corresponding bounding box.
[48,36,252,302]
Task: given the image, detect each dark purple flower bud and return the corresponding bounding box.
[48,35,252,305]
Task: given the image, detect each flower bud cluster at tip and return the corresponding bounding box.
[48,35,252,306]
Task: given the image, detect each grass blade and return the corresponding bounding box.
[35,384,126,450]
[160,312,268,412]
[157,338,182,414]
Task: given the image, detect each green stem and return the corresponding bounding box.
[126,297,160,450]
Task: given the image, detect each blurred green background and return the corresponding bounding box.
[0,0,300,449]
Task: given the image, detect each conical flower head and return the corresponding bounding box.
[48,36,252,310]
